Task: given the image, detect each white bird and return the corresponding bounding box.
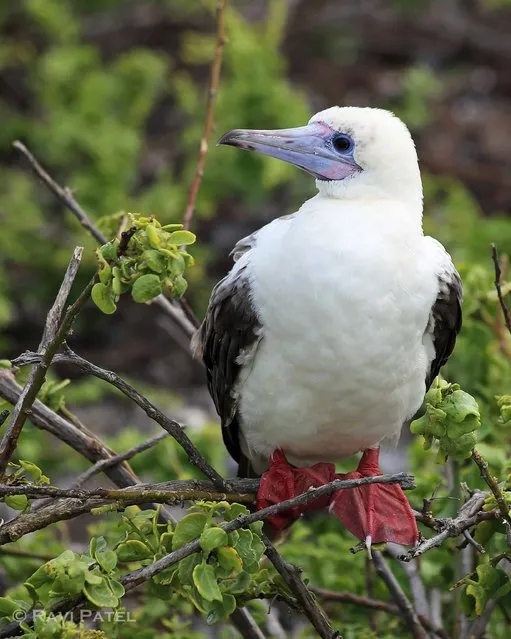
[193,106,462,547]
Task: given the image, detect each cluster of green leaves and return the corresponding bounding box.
[92,213,195,314]
[411,378,481,460]
[2,459,49,512]
[0,502,283,637]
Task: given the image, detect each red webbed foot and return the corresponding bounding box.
[256,449,336,531]
[330,448,418,548]
[256,448,418,547]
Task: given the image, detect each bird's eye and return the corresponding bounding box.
[332,133,353,154]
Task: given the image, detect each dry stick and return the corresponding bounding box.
[372,552,428,639]
[13,347,227,490]
[263,533,340,639]
[399,491,493,562]
[311,587,450,639]
[72,431,169,488]
[491,243,511,336]
[0,247,84,476]
[0,473,412,544]
[182,0,227,231]
[471,448,511,526]
[12,140,198,339]
[1,480,420,639]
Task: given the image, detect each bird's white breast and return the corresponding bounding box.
[238,196,440,467]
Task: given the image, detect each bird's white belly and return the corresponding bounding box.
[238,207,438,466]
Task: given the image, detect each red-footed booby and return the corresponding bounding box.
[193,106,462,548]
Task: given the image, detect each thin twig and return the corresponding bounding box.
[13,142,107,244]
[13,346,227,490]
[471,448,511,526]
[0,248,84,476]
[13,140,198,339]
[262,533,340,639]
[182,0,227,231]
[491,243,511,336]
[72,431,168,488]
[372,552,428,639]
[312,587,450,639]
[399,491,493,562]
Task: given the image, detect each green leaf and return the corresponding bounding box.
[168,230,196,246]
[234,529,258,572]
[5,494,29,511]
[0,360,12,369]
[159,531,173,552]
[131,273,162,303]
[83,578,119,608]
[200,527,228,556]
[192,563,223,602]
[172,513,208,550]
[19,460,48,484]
[463,564,511,617]
[178,552,201,585]
[95,548,117,573]
[117,539,153,562]
[84,570,103,585]
[100,240,119,261]
[222,569,251,594]
[91,282,117,314]
[146,225,161,248]
[171,275,188,299]
[141,249,165,274]
[204,593,237,624]
[0,597,21,618]
[216,546,243,577]
[26,561,55,590]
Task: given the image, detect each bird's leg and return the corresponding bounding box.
[330,447,418,549]
[256,449,336,531]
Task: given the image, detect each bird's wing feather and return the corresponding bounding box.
[192,233,263,473]
[424,238,463,389]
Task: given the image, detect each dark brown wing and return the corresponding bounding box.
[425,264,463,390]
[192,251,262,475]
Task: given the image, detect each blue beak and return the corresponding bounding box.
[218,122,360,181]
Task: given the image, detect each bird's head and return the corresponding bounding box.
[218,106,422,206]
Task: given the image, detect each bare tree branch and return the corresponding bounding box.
[312,586,450,639]
[182,0,227,231]
[263,533,340,639]
[491,243,511,337]
[72,431,169,488]
[13,346,227,490]
[0,370,138,488]
[372,551,428,639]
[0,248,85,475]
[399,491,494,562]
[230,608,267,639]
